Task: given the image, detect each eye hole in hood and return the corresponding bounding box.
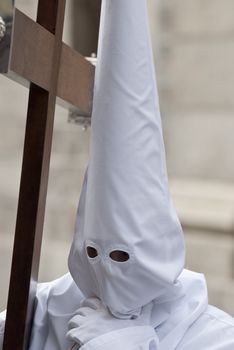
[87,246,98,258]
[109,250,130,262]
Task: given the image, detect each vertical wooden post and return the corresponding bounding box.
[3,1,66,349]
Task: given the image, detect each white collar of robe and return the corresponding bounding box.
[69,0,185,319]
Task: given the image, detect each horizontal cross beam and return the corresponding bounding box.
[0,7,95,115]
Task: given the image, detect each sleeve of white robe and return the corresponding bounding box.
[79,326,159,350]
[29,273,83,350]
[176,305,234,350]
[77,305,234,350]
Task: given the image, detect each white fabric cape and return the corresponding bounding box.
[1,269,233,350]
[28,271,234,350]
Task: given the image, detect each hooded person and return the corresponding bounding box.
[64,0,234,349]
[68,0,186,319]
[0,1,234,350]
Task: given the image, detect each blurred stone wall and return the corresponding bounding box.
[152,0,234,180]
[1,0,234,317]
[149,0,234,315]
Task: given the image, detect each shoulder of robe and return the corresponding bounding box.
[29,274,84,350]
[35,273,83,315]
[177,305,234,350]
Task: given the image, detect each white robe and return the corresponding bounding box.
[1,269,233,350]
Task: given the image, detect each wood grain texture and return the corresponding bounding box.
[7,9,94,114]
[3,1,67,349]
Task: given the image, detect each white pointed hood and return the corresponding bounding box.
[69,0,185,318]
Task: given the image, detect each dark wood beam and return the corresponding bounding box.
[2,8,94,115]
[3,1,67,349]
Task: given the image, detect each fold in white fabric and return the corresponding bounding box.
[66,298,158,347]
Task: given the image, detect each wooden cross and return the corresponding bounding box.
[0,1,100,349]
